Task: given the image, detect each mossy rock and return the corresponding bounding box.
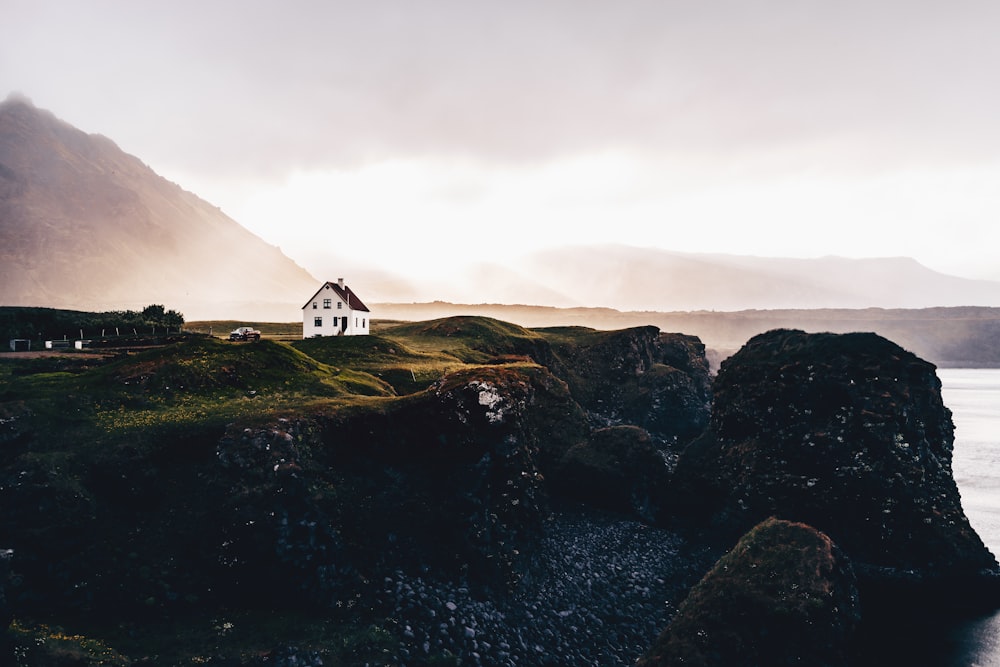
[638,517,860,667]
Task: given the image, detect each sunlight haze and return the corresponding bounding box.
[4,0,1000,284]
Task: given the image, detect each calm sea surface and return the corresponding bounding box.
[937,369,1000,666]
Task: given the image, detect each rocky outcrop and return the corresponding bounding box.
[553,425,670,522]
[544,326,711,447]
[672,329,999,607]
[638,518,860,667]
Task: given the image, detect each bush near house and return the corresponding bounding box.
[0,305,184,343]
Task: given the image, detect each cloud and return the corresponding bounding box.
[5,0,1000,183]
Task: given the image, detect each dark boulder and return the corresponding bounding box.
[553,425,670,521]
[672,329,999,607]
[638,517,860,667]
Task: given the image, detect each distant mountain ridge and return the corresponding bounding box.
[416,246,1000,311]
[332,245,1000,312]
[0,94,317,320]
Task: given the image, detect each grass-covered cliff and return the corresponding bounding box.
[0,315,711,665]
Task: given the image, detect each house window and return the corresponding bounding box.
[362,318,366,328]
[314,317,322,327]
[312,302,317,309]
[337,302,342,309]
[323,298,331,309]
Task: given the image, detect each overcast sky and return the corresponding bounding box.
[4,0,1000,281]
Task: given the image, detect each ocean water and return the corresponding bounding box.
[938,369,1000,666]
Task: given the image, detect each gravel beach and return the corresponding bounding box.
[377,507,716,666]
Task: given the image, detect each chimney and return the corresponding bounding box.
[338,277,345,289]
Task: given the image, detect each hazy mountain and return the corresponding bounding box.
[335,245,1000,312]
[0,94,318,321]
[378,245,1000,311]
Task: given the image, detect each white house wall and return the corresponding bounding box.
[301,283,371,337]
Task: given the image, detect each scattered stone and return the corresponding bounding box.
[375,507,714,666]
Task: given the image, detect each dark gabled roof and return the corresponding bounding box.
[302,281,371,312]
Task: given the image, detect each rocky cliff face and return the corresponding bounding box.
[672,329,999,606]
[543,326,711,447]
[178,361,599,606]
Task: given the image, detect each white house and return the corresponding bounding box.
[302,278,371,338]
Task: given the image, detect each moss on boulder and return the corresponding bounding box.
[638,517,860,667]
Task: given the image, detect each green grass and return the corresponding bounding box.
[532,325,607,346]
[381,315,549,363]
[0,321,552,460]
[184,320,302,338]
[292,333,465,394]
[0,336,400,458]
[0,319,579,451]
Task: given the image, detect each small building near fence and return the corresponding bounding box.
[8,339,30,352]
[302,278,371,338]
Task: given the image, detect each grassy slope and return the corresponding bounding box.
[382,315,550,362]
[291,332,465,394]
[2,338,391,443]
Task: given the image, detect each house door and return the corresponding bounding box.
[340,316,348,332]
